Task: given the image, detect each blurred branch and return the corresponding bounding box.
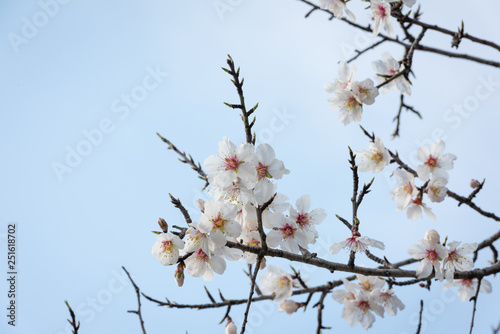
[123,267,147,334]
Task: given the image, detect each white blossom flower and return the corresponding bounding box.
[425,177,448,203]
[406,195,436,221]
[239,228,261,264]
[198,200,241,247]
[266,216,308,253]
[353,79,379,105]
[332,277,358,304]
[355,137,390,173]
[210,177,255,205]
[185,248,226,281]
[407,239,447,279]
[329,89,364,125]
[371,0,393,36]
[377,289,405,316]
[342,290,385,330]
[318,0,355,21]
[330,231,385,254]
[259,265,294,302]
[325,61,357,93]
[416,139,457,182]
[152,233,184,266]
[390,169,418,211]
[278,300,300,315]
[255,143,290,181]
[204,137,257,187]
[443,278,492,302]
[289,195,327,246]
[184,222,212,254]
[356,274,385,292]
[372,53,411,95]
[441,241,478,282]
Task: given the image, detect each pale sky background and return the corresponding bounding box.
[1,1,500,333]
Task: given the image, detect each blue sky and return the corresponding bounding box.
[1,0,500,333]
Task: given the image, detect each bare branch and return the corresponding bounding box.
[122,267,147,334]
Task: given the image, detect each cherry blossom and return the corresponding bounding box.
[185,248,226,281]
[407,238,447,279]
[355,137,390,173]
[372,53,411,95]
[390,168,418,211]
[371,0,394,36]
[152,232,184,266]
[259,265,294,302]
[441,241,478,282]
[198,199,241,247]
[184,222,212,255]
[325,61,357,93]
[416,139,457,182]
[424,229,441,245]
[377,289,405,316]
[330,230,385,254]
[342,290,385,330]
[443,278,492,302]
[203,137,257,188]
[425,177,448,203]
[289,194,327,246]
[318,0,355,21]
[406,195,436,221]
[266,216,308,253]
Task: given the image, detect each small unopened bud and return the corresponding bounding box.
[424,229,440,244]
[174,263,185,287]
[419,283,425,288]
[278,300,300,315]
[259,257,267,270]
[225,317,237,334]
[470,179,480,188]
[196,198,206,213]
[158,218,168,233]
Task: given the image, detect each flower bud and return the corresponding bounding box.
[259,257,267,270]
[225,317,237,334]
[470,179,480,188]
[424,229,440,244]
[174,263,185,287]
[278,300,300,315]
[196,198,206,213]
[158,218,168,233]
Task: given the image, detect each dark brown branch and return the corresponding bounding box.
[347,38,388,64]
[222,55,258,145]
[156,133,209,190]
[64,301,80,334]
[469,278,482,334]
[169,194,193,226]
[123,267,147,334]
[392,94,422,138]
[416,300,424,334]
[315,291,329,334]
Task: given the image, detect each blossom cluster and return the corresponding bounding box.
[352,136,456,221]
[152,137,327,281]
[332,274,404,330]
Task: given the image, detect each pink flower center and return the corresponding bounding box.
[425,248,438,262]
[280,224,296,239]
[296,213,310,228]
[388,69,397,75]
[376,5,387,18]
[223,155,241,172]
[411,196,422,206]
[403,182,414,195]
[195,249,209,261]
[358,300,370,312]
[161,240,173,252]
[256,162,270,180]
[461,279,473,287]
[212,214,227,230]
[425,156,439,170]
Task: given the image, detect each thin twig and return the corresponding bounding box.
[469,278,482,334]
[123,267,147,334]
[315,291,329,334]
[416,300,424,334]
[64,301,80,334]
